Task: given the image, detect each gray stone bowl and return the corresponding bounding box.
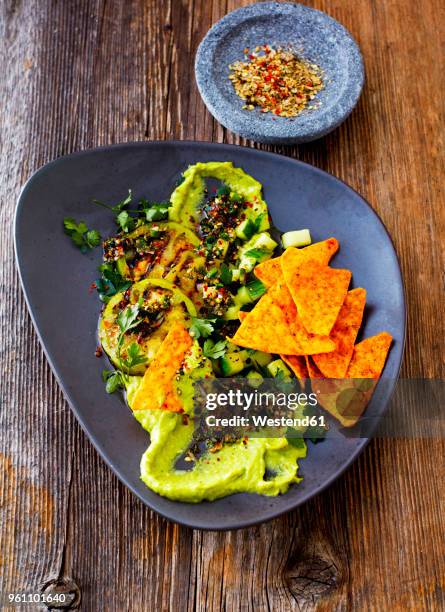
[195,2,364,144]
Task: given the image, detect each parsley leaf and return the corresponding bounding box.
[102,369,125,394]
[120,342,147,372]
[217,185,231,197]
[139,199,170,222]
[94,190,140,233]
[237,214,265,241]
[85,229,102,248]
[114,190,133,212]
[63,217,102,253]
[220,263,232,285]
[203,339,227,360]
[117,303,141,335]
[252,213,265,232]
[286,430,306,449]
[190,317,216,339]
[96,263,131,303]
[116,210,135,233]
[93,190,133,213]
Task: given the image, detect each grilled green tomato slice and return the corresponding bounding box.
[99,278,197,374]
[104,222,200,283]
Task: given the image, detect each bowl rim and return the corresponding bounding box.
[195,1,365,144]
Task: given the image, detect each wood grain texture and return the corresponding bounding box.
[1,0,444,610]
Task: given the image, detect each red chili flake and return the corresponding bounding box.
[88,282,97,293]
[95,346,103,357]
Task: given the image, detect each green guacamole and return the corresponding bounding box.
[99,161,307,503]
[126,344,306,503]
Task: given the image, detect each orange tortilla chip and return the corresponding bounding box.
[346,332,393,379]
[305,356,323,379]
[267,283,336,355]
[132,321,193,411]
[254,256,283,287]
[313,288,367,378]
[281,354,308,382]
[316,381,374,428]
[255,238,339,287]
[231,283,335,356]
[305,356,373,427]
[280,238,339,273]
[284,260,351,336]
[291,311,336,355]
[230,284,301,354]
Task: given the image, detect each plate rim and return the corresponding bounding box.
[14,140,406,530]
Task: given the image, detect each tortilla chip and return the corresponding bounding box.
[305,356,322,379]
[266,283,336,355]
[280,238,339,273]
[346,332,393,378]
[255,238,339,287]
[132,321,193,411]
[254,256,283,287]
[231,283,335,356]
[305,356,373,427]
[313,288,367,378]
[317,382,374,427]
[230,283,301,354]
[291,311,336,355]
[284,260,351,336]
[281,354,308,381]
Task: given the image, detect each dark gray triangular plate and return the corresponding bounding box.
[14,141,405,530]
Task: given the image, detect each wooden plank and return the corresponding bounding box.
[0,0,444,610]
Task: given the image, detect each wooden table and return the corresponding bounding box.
[1,1,444,610]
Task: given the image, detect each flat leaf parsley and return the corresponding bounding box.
[203,339,227,360]
[63,217,102,253]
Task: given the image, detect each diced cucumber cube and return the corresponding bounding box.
[251,351,273,368]
[281,229,312,249]
[224,304,242,320]
[267,359,292,379]
[219,350,249,376]
[247,370,263,387]
[234,286,253,306]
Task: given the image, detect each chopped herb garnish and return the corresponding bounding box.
[93,191,171,230]
[217,185,231,197]
[139,199,170,222]
[203,339,227,360]
[101,302,148,390]
[247,279,266,301]
[220,263,233,285]
[120,341,148,372]
[116,210,135,233]
[93,190,133,214]
[95,262,131,302]
[63,218,102,253]
[190,317,216,339]
[285,430,305,449]
[243,247,267,260]
[102,369,125,394]
[241,214,265,240]
[117,302,142,335]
